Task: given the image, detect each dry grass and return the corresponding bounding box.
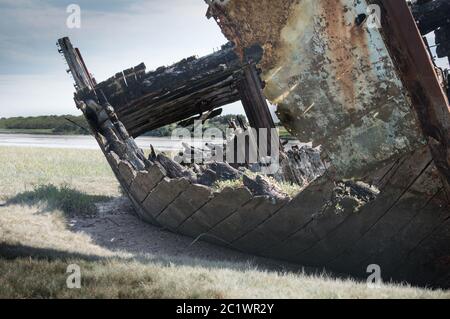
[212,171,303,198]
[0,204,118,258]
[2,256,450,299]
[0,146,449,299]
[0,146,119,200]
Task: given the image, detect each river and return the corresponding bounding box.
[0,134,187,152]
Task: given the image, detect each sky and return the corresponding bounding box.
[0,0,246,118]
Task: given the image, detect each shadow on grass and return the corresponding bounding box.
[0,242,310,280]
[7,184,112,217]
[0,243,105,262]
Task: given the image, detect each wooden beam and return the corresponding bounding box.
[74,43,261,137]
[373,0,450,190]
[236,64,278,156]
[237,64,275,130]
[57,37,95,92]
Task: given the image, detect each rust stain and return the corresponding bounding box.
[208,0,427,179]
[320,0,372,111]
[208,0,298,70]
[322,0,356,109]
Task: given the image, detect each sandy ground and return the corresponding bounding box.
[69,197,307,273]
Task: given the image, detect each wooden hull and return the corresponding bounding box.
[106,142,449,288]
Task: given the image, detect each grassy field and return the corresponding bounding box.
[0,146,449,299]
[0,147,119,200]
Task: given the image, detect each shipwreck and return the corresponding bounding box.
[58,0,450,288]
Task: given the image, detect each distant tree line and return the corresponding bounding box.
[0,115,90,135]
[143,114,248,137]
[0,114,248,137]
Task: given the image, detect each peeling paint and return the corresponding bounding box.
[208,0,427,179]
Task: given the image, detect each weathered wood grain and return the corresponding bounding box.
[294,147,432,269]
[157,183,213,231]
[331,163,445,273]
[106,151,121,169]
[231,176,335,255]
[118,160,137,188]
[358,191,449,282]
[142,178,191,219]
[129,165,166,203]
[177,187,252,239]
[209,196,289,244]
[395,216,450,287]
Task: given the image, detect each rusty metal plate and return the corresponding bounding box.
[208,0,427,179]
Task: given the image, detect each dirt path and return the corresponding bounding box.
[69,197,304,273]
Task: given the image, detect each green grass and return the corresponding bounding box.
[0,146,119,200]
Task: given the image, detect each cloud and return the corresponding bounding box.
[0,0,236,117]
[0,74,76,117]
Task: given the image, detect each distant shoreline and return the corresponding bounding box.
[0,133,188,151]
[0,114,295,140]
[0,129,86,136]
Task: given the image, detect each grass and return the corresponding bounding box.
[0,146,449,299]
[212,172,303,198]
[3,257,450,299]
[0,204,117,259]
[0,146,120,200]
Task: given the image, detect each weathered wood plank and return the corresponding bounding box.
[118,160,137,188]
[231,176,335,255]
[361,192,449,282]
[209,196,289,244]
[106,151,121,169]
[294,147,432,269]
[129,165,166,203]
[74,43,263,137]
[394,216,450,287]
[177,187,252,239]
[330,163,444,272]
[142,178,191,219]
[157,183,213,231]
[128,191,161,226]
[373,0,450,189]
[270,197,359,262]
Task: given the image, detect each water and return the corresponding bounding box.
[0,134,186,152]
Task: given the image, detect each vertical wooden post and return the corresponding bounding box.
[237,64,276,130]
[236,64,279,157]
